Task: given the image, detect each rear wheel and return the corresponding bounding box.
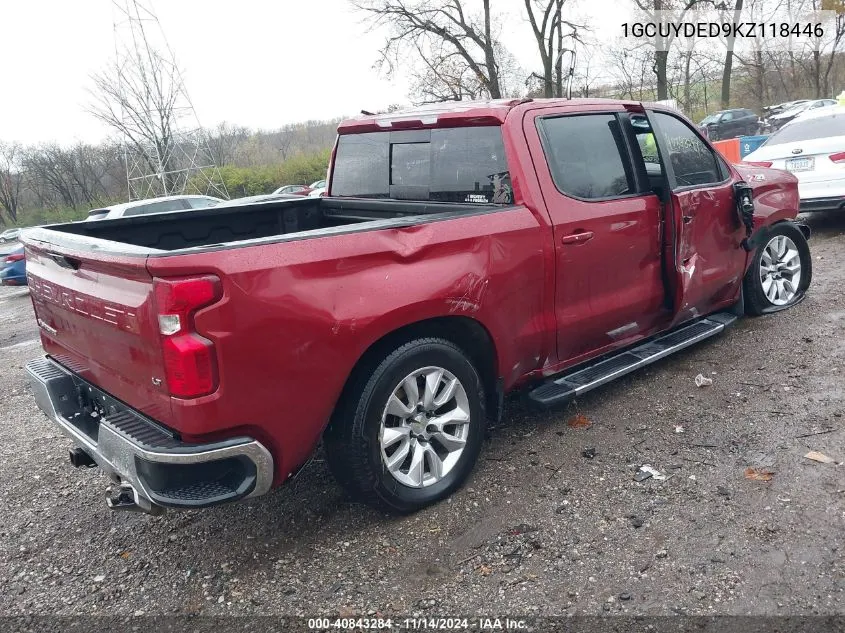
[324,338,486,513]
[744,223,811,315]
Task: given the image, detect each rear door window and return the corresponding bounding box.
[332,126,512,204]
[537,114,635,199]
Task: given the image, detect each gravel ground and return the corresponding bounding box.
[0,213,843,620]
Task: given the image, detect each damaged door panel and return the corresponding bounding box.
[647,110,747,323]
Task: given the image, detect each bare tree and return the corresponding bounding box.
[524,0,582,97]
[353,0,506,101]
[88,47,180,193]
[573,48,601,97]
[0,142,22,224]
[632,0,705,100]
[205,122,250,167]
[816,0,845,97]
[719,0,744,107]
[606,43,653,100]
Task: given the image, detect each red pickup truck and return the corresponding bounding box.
[22,99,811,515]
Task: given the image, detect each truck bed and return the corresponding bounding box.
[33,197,495,253]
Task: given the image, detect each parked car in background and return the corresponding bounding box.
[763,99,810,118]
[219,193,304,206]
[272,184,311,196]
[86,195,223,221]
[309,179,326,189]
[0,247,26,286]
[744,105,845,212]
[699,108,760,140]
[0,228,21,243]
[307,186,327,198]
[765,99,836,131]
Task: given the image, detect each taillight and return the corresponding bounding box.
[153,275,222,399]
[4,253,24,264]
[745,161,772,167]
[830,152,845,163]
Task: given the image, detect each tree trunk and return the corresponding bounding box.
[812,50,822,98]
[755,47,765,113]
[482,0,502,98]
[655,50,669,100]
[720,0,743,109]
[554,0,564,97]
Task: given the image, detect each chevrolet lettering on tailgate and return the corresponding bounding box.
[29,276,140,333]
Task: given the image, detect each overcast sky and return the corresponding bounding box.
[0,0,634,146]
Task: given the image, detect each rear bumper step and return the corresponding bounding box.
[528,312,737,408]
[26,356,274,513]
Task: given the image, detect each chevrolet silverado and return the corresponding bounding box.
[21,98,811,515]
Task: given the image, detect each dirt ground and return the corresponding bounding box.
[0,212,842,621]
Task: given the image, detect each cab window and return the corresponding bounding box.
[537,114,635,200]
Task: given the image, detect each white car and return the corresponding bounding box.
[767,98,837,131]
[86,195,223,221]
[743,105,845,212]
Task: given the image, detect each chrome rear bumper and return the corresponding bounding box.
[27,356,273,513]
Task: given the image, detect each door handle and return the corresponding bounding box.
[561,231,594,245]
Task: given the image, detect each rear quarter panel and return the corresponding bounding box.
[147,208,547,483]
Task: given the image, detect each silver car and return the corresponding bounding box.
[86,195,223,221]
[0,228,20,243]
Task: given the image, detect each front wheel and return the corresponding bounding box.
[324,338,486,513]
[744,223,812,316]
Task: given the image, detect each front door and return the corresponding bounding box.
[526,107,668,364]
[643,110,748,323]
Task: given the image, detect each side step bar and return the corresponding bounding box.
[528,312,737,408]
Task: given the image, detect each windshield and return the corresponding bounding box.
[763,112,845,145]
[700,114,719,124]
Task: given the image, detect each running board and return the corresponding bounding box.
[528,312,737,408]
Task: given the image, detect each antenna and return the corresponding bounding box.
[111,0,228,200]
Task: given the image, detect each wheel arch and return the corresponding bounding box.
[327,315,502,437]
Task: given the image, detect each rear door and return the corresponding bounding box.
[641,110,747,323]
[23,238,172,423]
[525,106,668,363]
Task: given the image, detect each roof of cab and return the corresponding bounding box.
[337,98,657,133]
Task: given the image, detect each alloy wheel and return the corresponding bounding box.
[760,234,802,306]
[379,366,471,488]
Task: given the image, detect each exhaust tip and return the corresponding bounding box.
[105,483,164,516]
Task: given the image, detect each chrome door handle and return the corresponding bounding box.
[561,231,594,245]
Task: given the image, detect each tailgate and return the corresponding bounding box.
[23,237,172,424]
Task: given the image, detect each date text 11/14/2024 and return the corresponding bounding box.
[307,617,529,630]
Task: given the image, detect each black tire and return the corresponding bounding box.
[324,338,486,514]
[743,222,812,316]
